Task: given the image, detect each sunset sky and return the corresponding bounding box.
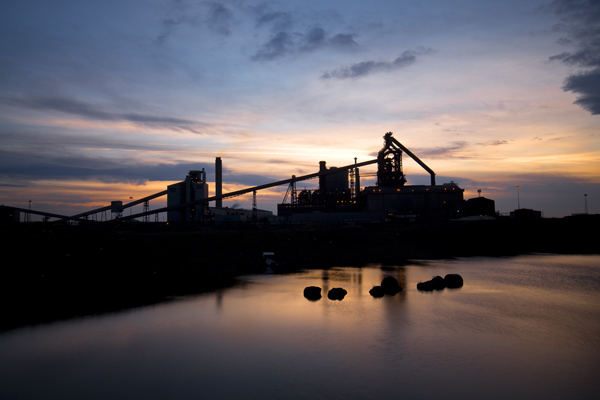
[1,0,598,219]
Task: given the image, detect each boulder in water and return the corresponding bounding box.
[327,287,347,300]
[444,274,464,288]
[304,286,322,300]
[381,276,403,295]
[417,276,446,291]
[369,286,385,297]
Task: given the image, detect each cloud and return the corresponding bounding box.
[321,48,432,79]
[414,141,469,159]
[0,146,211,184]
[549,0,600,114]
[369,141,468,159]
[0,136,287,188]
[250,3,359,64]
[563,69,600,114]
[4,95,208,134]
[251,28,358,61]
[155,0,233,44]
[329,33,358,48]
[251,32,295,61]
[301,27,326,51]
[206,2,233,36]
[477,140,509,146]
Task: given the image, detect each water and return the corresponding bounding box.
[1,254,599,399]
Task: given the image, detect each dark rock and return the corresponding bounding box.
[417,281,434,291]
[327,287,347,300]
[369,286,385,297]
[304,286,322,300]
[444,274,464,288]
[380,276,403,295]
[417,276,446,291]
[431,276,445,290]
[384,285,403,295]
[381,276,399,289]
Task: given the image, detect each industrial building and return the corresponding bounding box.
[167,167,274,224]
[466,196,496,217]
[5,132,493,225]
[167,169,209,223]
[278,132,467,222]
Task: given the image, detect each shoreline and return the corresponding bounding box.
[1,215,598,331]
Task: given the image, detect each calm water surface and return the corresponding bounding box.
[1,254,599,399]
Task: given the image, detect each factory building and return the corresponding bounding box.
[8,132,497,225]
[167,169,209,223]
[362,183,465,220]
[152,133,485,224]
[466,196,496,217]
[278,132,469,222]
[278,161,355,216]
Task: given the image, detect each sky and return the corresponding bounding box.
[1,0,598,220]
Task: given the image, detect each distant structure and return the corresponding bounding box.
[510,208,542,219]
[167,169,209,223]
[215,157,223,208]
[279,132,467,221]
[466,197,496,217]
[6,131,501,225]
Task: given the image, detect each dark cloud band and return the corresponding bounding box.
[3,95,207,134]
[550,0,600,114]
[321,48,432,79]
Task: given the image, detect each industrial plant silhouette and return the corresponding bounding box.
[2,132,496,224]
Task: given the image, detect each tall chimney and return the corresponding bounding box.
[319,161,327,193]
[216,157,222,208]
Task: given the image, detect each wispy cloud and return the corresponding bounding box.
[0,146,211,184]
[415,141,469,159]
[477,140,509,146]
[3,96,209,134]
[251,27,358,61]
[250,3,358,61]
[321,48,432,79]
[155,0,234,44]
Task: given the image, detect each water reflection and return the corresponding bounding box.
[1,255,599,400]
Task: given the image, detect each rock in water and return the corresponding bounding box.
[444,274,464,288]
[384,285,403,295]
[431,276,445,290]
[380,276,403,295]
[327,287,347,300]
[304,286,322,300]
[417,276,446,291]
[369,286,385,297]
[381,276,399,289]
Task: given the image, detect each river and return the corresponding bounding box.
[1,254,599,399]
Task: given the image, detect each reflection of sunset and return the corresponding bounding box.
[2,256,598,398]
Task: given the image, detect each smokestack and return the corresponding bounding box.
[216,157,222,208]
[319,161,327,192]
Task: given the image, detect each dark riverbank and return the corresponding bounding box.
[1,215,598,331]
